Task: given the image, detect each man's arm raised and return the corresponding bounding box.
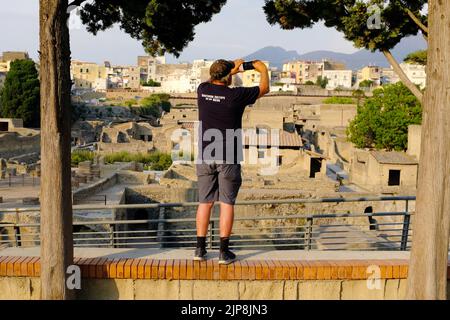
[253,60,270,99]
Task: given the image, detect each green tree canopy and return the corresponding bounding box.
[347,82,422,151]
[404,50,427,65]
[75,0,227,57]
[139,93,171,117]
[263,0,428,101]
[0,59,40,127]
[315,75,328,88]
[141,79,161,87]
[359,80,374,89]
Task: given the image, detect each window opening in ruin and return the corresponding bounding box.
[309,158,322,178]
[388,170,401,186]
[277,155,283,166]
[0,122,9,131]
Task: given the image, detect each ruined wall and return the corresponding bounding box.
[98,141,155,154]
[72,173,119,204]
[0,133,40,159]
[319,104,357,128]
[117,171,154,185]
[407,125,421,161]
[350,152,418,194]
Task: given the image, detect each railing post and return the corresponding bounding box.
[112,208,118,247]
[305,217,313,251]
[13,225,21,247]
[209,220,214,250]
[157,207,165,248]
[400,200,411,251]
[109,223,115,248]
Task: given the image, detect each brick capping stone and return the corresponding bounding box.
[2,256,447,281]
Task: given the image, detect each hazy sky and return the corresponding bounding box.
[0,0,358,65]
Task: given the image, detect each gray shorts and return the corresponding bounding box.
[196,163,242,205]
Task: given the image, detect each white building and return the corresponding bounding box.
[380,64,426,89]
[138,55,166,83]
[323,69,353,89]
[400,63,426,89]
[189,59,214,91]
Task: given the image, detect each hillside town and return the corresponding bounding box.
[0,49,424,212]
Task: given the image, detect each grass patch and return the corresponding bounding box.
[71,150,95,166]
[104,151,173,171]
[323,97,355,104]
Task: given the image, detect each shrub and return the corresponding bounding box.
[124,99,137,107]
[347,83,422,151]
[103,151,173,171]
[141,79,162,87]
[71,150,95,166]
[139,93,171,117]
[323,97,355,104]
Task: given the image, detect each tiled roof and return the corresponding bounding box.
[370,151,418,165]
[243,129,302,148]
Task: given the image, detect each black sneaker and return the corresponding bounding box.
[194,247,207,261]
[219,250,236,265]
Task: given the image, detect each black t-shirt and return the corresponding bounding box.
[197,82,260,164]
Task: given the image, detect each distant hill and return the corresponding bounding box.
[244,36,427,70]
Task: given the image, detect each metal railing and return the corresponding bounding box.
[0,174,40,188]
[0,196,415,251]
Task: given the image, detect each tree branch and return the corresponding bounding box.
[406,8,428,35]
[382,50,423,103]
[68,0,86,8]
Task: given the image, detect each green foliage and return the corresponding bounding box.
[352,89,366,106]
[315,76,328,89]
[103,151,173,171]
[139,93,171,117]
[124,99,137,107]
[264,1,427,52]
[304,80,315,85]
[404,50,427,65]
[79,1,227,57]
[323,97,355,105]
[359,80,374,88]
[141,79,161,87]
[71,103,88,123]
[347,83,422,151]
[0,59,40,127]
[71,150,95,166]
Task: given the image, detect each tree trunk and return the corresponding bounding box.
[39,0,74,300]
[382,50,424,103]
[407,0,450,300]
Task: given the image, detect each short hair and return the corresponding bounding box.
[210,59,235,81]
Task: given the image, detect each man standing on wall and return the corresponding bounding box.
[194,59,270,264]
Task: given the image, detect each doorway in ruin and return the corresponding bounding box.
[128,209,152,231]
[295,124,304,135]
[309,158,322,178]
[117,131,129,143]
[0,121,9,132]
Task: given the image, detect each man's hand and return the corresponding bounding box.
[230,59,244,75]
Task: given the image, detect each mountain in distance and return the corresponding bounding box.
[244,35,427,70]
